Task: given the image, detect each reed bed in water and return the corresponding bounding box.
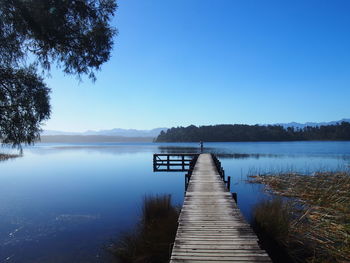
[249,171,350,263]
[109,194,180,263]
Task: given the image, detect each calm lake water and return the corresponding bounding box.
[1,141,350,262]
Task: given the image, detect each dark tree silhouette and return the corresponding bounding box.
[155,123,350,142]
[0,66,50,149]
[0,0,117,148]
[0,0,117,80]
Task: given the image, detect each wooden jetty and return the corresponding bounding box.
[169,153,271,262]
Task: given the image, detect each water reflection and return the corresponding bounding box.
[0,141,349,262]
[157,145,275,159]
[157,145,200,154]
[27,143,159,156]
[158,142,350,161]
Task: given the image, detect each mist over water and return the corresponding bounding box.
[0,141,349,262]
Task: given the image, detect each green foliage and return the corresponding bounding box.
[0,0,117,148]
[110,195,180,263]
[155,123,350,142]
[0,0,117,80]
[0,66,50,149]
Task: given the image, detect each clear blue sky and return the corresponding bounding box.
[44,0,350,132]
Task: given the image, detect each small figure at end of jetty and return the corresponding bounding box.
[199,141,203,153]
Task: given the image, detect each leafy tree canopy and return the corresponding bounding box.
[0,0,117,149]
[0,66,50,149]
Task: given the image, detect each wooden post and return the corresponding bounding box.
[227,176,231,191]
[182,155,185,171]
[185,174,191,191]
[153,154,156,171]
[169,243,174,260]
[167,155,170,170]
[232,192,237,203]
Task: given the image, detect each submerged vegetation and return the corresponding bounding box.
[250,171,350,262]
[109,195,180,263]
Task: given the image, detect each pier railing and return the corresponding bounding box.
[153,153,199,172]
[212,153,237,202]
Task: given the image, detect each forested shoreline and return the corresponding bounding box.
[155,122,350,142]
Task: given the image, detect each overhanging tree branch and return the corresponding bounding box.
[0,0,117,149]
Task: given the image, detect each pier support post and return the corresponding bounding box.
[153,155,156,171]
[232,192,237,203]
[185,173,191,191]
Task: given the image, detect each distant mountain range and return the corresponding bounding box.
[272,118,350,129]
[39,135,155,143]
[42,128,168,137]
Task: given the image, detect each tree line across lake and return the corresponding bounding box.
[155,122,350,142]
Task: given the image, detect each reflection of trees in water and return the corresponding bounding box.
[25,144,158,156]
[157,146,280,159]
[25,143,350,160]
[158,146,201,154]
[215,153,281,159]
[157,146,350,161]
[216,153,350,160]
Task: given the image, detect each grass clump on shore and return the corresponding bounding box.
[109,194,180,263]
[0,153,20,161]
[253,198,290,242]
[250,171,350,263]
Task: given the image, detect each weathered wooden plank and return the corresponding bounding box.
[171,255,271,260]
[173,244,262,250]
[176,240,259,245]
[170,154,271,263]
[171,260,272,262]
[172,250,269,255]
[171,255,272,261]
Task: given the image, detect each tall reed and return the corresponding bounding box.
[109,194,180,263]
[250,171,350,263]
